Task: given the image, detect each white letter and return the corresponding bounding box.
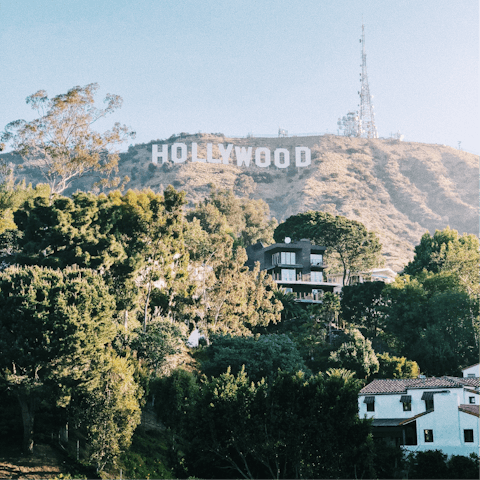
[274,148,290,168]
[219,144,233,164]
[295,147,311,167]
[152,144,168,164]
[192,143,206,163]
[172,143,187,163]
[235,146,253,167]
[207,143,221,163]
[255,147,271,168]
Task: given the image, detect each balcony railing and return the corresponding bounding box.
[284,291,324,302]
[272,273,324,283]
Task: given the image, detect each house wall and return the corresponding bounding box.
[408,398,479,456]
[358,388,464,420]
[359,388,479,456]
[461,390,479,405]
[462,365,479,377]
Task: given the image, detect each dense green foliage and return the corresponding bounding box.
[329,328,379,379]
[0,164,476,477]
[199,334,310,382]
[0,265,141,466]
[155,368,375,479]
[406,450,479,479]
[382,271,479,376]
[341,281,387,338]
[375,352,420,379]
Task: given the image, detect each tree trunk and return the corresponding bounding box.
[17,393,35,454]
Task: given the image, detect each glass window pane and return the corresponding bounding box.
[281,269,296,281]
[311,271,323,282]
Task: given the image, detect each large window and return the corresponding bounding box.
[272,252,296,265]
[464,429,474,443]
[281,269,296,282]
[281,252,296,264]
[310,253,323,266]
[311,271,323,282]
[424,430,434,443]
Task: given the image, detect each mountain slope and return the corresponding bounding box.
[3,133,478,271]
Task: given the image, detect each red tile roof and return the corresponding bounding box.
[459,404,480,417]
[445,376,480,388]
[360,376,474,395]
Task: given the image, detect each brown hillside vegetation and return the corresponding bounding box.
[3,133,478,271]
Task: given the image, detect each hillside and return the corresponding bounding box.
[2,133,478,271]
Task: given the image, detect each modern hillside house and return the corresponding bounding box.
[246,239,340,303]
[358,376,480,456]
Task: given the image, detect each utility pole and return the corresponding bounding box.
[357,23,378,138]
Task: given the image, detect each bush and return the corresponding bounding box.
[118,430,173,479]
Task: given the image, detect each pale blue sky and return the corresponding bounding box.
[1,1,479,153]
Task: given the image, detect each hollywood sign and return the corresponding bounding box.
[152,143,311,168]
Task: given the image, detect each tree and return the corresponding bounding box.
[274,211,383,285]
[375,353,420,379]
[176,368,375,479]
[199,334,310,383]
[70,350,142,472]
[0,265,117,453]
[404,227,480,296]
[1,83,135,195]
[383,272,479,376]
[130,319,187,376]
[341,281,387,338]
[187,186,277,248]
[0,178,50,235]
[3,187,193,332]
[329,328,379,379]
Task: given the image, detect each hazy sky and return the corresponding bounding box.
[2,1,479,154]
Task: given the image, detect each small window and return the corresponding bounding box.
[467,373,475,378]
[424,430,434,443]
[364,396,375,412]
[464,429,474,443]
[469,396,476,404]
[403,401,412,411]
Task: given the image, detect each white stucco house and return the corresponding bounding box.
[358,376,479,456]
[462,363,480,378]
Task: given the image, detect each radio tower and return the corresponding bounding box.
[357,23,378,138]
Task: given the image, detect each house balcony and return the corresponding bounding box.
[272,272,325,284]
[310,260,326,268]
[289,291,324,303]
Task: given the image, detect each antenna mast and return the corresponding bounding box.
[357,23,378,138]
